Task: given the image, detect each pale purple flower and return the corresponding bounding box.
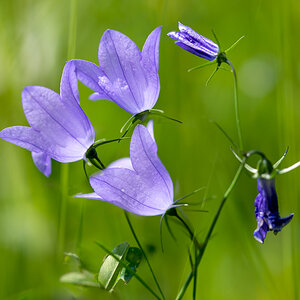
[0,61,95,176]
[254,178,294,243]
[72,27,161,115]
[167,22,219,61]
[77,122,174,216]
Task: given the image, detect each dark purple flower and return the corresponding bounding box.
[0,61,95,176]
[72,27,161,115]
[167,22,219,61]
[76,121,174,216]
[254,178,294,243]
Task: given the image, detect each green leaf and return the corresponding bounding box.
[60,270,99,288]
[119,247,143,284]
[98,242,130,291]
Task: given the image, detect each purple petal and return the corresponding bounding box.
[90,168,168,216]
[72,59,113,100]
[253,216,268,244]
[141,27,161,110]
[22,86,94,161]
[167,23,219,61]
[60,61,80,104]
[267,213,294,232]
[175,40,218,61]
[178,22,219,54]
[98,29,148,114]
[107,157,133,170]
[32,152,52,177]
[130,125,173,203]
[0,126,48,153]
[89,92,112,101]
[87,124,173,216]
[146,120,155,141]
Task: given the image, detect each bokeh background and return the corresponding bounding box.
[0,0,299,299]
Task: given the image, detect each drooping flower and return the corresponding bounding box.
[232,149,297,243]
[254,177,294,243]
[72,27,161,115]
[76,122,174,216]
[167,22,219,61]
[0,61,95,176]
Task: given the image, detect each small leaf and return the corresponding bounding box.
[98,242,130,291]
[60,271,99,288]
[119,247,143,284]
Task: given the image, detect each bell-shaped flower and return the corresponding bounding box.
[254,177,294,243]
[72,27,161,116]
[0,61,95,176]
[76,122,174,216]
[167,22,219,61]
[232,149,299,243]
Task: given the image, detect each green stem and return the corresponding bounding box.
[76,199,85,256]
[67,0,77,60]
[175,158,246,300]
[172,211,200,300]
[57,164,69,256]
[226,59,243,152]
[57,0,77,258]
[124,212,165,300]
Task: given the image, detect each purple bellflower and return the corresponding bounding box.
[233,149,299,243]
[72,27,161,116]
[254,177,294,244]
[76,121,175,216]
[0,61,95,176]
[167,22,219,61]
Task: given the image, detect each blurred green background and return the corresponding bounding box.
[0,0,299,299]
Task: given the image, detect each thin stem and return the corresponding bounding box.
[226,59,244,151]
[67,0,77,60]
[174,213,196,244]
[57,164,69,257]
[212,120,238,150]
[278,161,300,174]
[193,245,197,300]
[224,36,245,53]
[124,212,165,300]
[149,110,182,124]
[175,158,246,300]
[273,146,289,168]
[57,0,77,258]
[96,242,162,300]
[76,199,85,256]
[188,61,217,72]
[93,138,124,148]
[173,211,200,300]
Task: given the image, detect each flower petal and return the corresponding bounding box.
[141,27,161,110]
[90,168,168,216]
[86,124,173,216]
[0,126,48,153]
[175,40,217,61]
[168,23,219,61]
[32,152,52,177]
[72,59,113,100]
[60,61,80,104]
[130,125,173,204]
[107,157,133,170]
[253,215,268,244]
[98,29,148,114]
[178,22,219,55]
[146,120,155,141]
[22,86,94,160]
